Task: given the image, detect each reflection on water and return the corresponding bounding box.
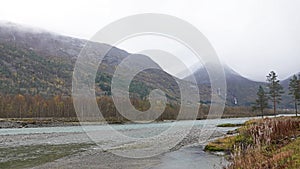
[153,146,227,169]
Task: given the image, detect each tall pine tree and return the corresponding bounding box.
[266,71,284,116]
[288,74,300,116]
[253,86,269,118]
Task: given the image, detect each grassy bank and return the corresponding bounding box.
[216,123,244,127]
[205,117,300,168]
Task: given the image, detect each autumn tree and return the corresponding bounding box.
[0,94,5,117]
[288,74,300,116]
[33,95,45,118]
[253,86,269,118]
[266,71,284,116]
[15,94,25,118]
[53,95,64,117]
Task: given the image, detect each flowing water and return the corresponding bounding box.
[153,146,228,169]
[0,117,251,136]
[1,115,293,169]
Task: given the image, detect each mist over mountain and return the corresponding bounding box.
[184,63,264,106]
[0,22,182,102]
[185,63,295,108]
[0,22,296,108]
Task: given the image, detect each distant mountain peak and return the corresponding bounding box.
[183,62,265,106]
[184,62,245,83]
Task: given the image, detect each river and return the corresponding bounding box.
[1,115,294,169]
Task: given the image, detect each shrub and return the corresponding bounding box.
[226,117,300,169]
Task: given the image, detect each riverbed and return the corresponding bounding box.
[0,117,257,168]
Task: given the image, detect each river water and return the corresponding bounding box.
[1,115,294,169]
[0,117,251,136]
[154,146,228,169]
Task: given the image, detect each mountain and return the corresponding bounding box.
[0,22,181,101]
[184,63,299,108]
[280,73,300,108]
[281,73,300,89]
[184,64,267,106]
[0,22,296,109]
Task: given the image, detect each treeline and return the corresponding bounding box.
[253,71,300,117]
[0,94,182,121]
[3,71,298,121]
[0,93,281,121]
[0,94,75,118]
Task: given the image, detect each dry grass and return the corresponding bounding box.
[225,117,300,169]
[205,136,237,152]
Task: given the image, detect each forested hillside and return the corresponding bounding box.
[0,22,296,120]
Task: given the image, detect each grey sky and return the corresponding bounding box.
[0,0,299,81]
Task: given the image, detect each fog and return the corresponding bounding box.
[1,0,299,81]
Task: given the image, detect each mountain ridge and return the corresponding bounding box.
[185,63,294,107]
[0,22,296,108]
[0,22,185,103]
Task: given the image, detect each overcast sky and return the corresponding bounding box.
[0,0,299,81]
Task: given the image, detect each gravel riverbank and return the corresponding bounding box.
[0,127,225,168]
[0,119,80,128]
[1,118,251,169]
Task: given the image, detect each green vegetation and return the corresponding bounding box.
[288,74,300,116]
[205,117,300,168]
[0,26,299,122]
[253,85,269,118]
[279,137,300,169]
[0,43,73,95]
[216,123,244,127]
[204,136,237,152]
[0,42,161,100]
[266,71,284,115]
[129,81,151,100]
[0,143,93,169]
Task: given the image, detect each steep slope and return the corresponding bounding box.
[185,64,265,106]
[0,22,295,109]
[0,22,181,101]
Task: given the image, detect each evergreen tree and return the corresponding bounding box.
[288,74,300,116]
[253,86,268,118]
[266,71,284,116]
